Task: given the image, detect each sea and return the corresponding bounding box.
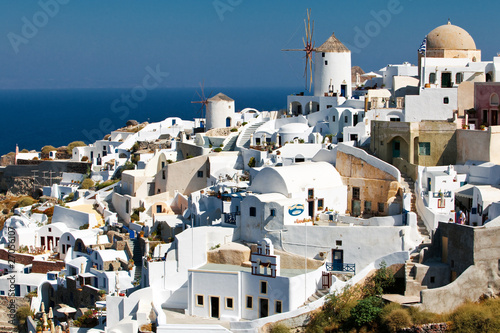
[0,87,301,156]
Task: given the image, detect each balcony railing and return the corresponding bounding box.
[326,262,356,273]
[224,212,239,225]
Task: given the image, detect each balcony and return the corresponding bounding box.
[326,262,356,273]
[224,212,239,225]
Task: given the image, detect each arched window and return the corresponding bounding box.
[456,72,463,84]
[490,93,499,106]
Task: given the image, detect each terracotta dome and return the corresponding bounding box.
[427,22,476,50]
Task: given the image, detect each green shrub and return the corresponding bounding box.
[64,192,75,202]
[382,308,412,332]
[449,302,500,333]
[79,223,89,230]
[407,306,441,325]
[81,156,89,162]
[96,179,119,191]
[270,322,289,333]
[230,128,238,132]
[67,141,87,154]
[214,148,222,152]
[16,305,33,327]
[131,142,140,153]
[363,261,395,297]
[248,157,256,168]
[242,122,248,126]
[81,178,94,189]
[16,197,36,208]
[41,145,57,155]
[350,296,383,328]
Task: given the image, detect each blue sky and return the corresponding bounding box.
[0,0,499,89]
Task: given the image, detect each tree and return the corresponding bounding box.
[248,157,256,168]
[81,178,94,189]
[67,141,87,154]
[41,145,57,155]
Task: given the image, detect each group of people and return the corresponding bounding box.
[450,210,467,224]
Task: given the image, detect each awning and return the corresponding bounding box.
[454,184,474,199]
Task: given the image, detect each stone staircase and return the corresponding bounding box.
[400,173,430,240]
[127,238,143,281]
[222,135,238,151]
[235,121,266,149]
[400,173,433,297]
[404,244,430,297]
[302,288,329,307]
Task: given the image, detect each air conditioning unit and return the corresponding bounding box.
[318,251,328,259]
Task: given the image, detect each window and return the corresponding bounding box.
[62,245,66,254]
[430,276,435,284]
[48,228,51,232]
[419,142,431,156]
[250,207,256,217]
[491,93,499,106]
[162,171,165,180]
[322,52,325,57]
[429,73,436,84]
[260,281,268,294]
[225,297,234,310]
[196,295,204,307]
[324,61,328,65]
[246,296,253,309]
[378,203,385,213]
[365,201,372,212]
[390,117,401,122]
[344,116,348,123]
[456,72,463,84]
[336,240,342,246]
[270,209,276,217]
[67,236,70,241]
[327,105,332,109]
[352,187,360,200]
[443,97,449,104]
[197,170,203,178]
[308,189,314,199]
[332,116,336,122]
[275,300,282,314]
[317,199,324,210]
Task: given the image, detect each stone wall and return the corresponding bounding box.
[0,250,34,266]
[31,260,65,274]
[0,296,29,332]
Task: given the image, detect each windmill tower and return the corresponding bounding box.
[313,33,352,98]
[206,93,235,130]
[282,9,316,92]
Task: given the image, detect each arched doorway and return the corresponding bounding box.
[388,136,409,164]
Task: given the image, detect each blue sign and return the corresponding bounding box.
[288,204,305,216]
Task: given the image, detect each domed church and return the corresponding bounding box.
[425,21,481,62]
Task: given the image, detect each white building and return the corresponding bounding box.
[206,93,236,130]
[240,161,347,242]
[187,239,322,321]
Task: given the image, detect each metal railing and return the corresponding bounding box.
[326,262,356,273]
[224,212,239,225]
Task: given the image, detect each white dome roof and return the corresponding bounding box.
[278,123,310,134]
[427,22,476,50]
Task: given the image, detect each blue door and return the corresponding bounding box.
[332,249,343,271]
